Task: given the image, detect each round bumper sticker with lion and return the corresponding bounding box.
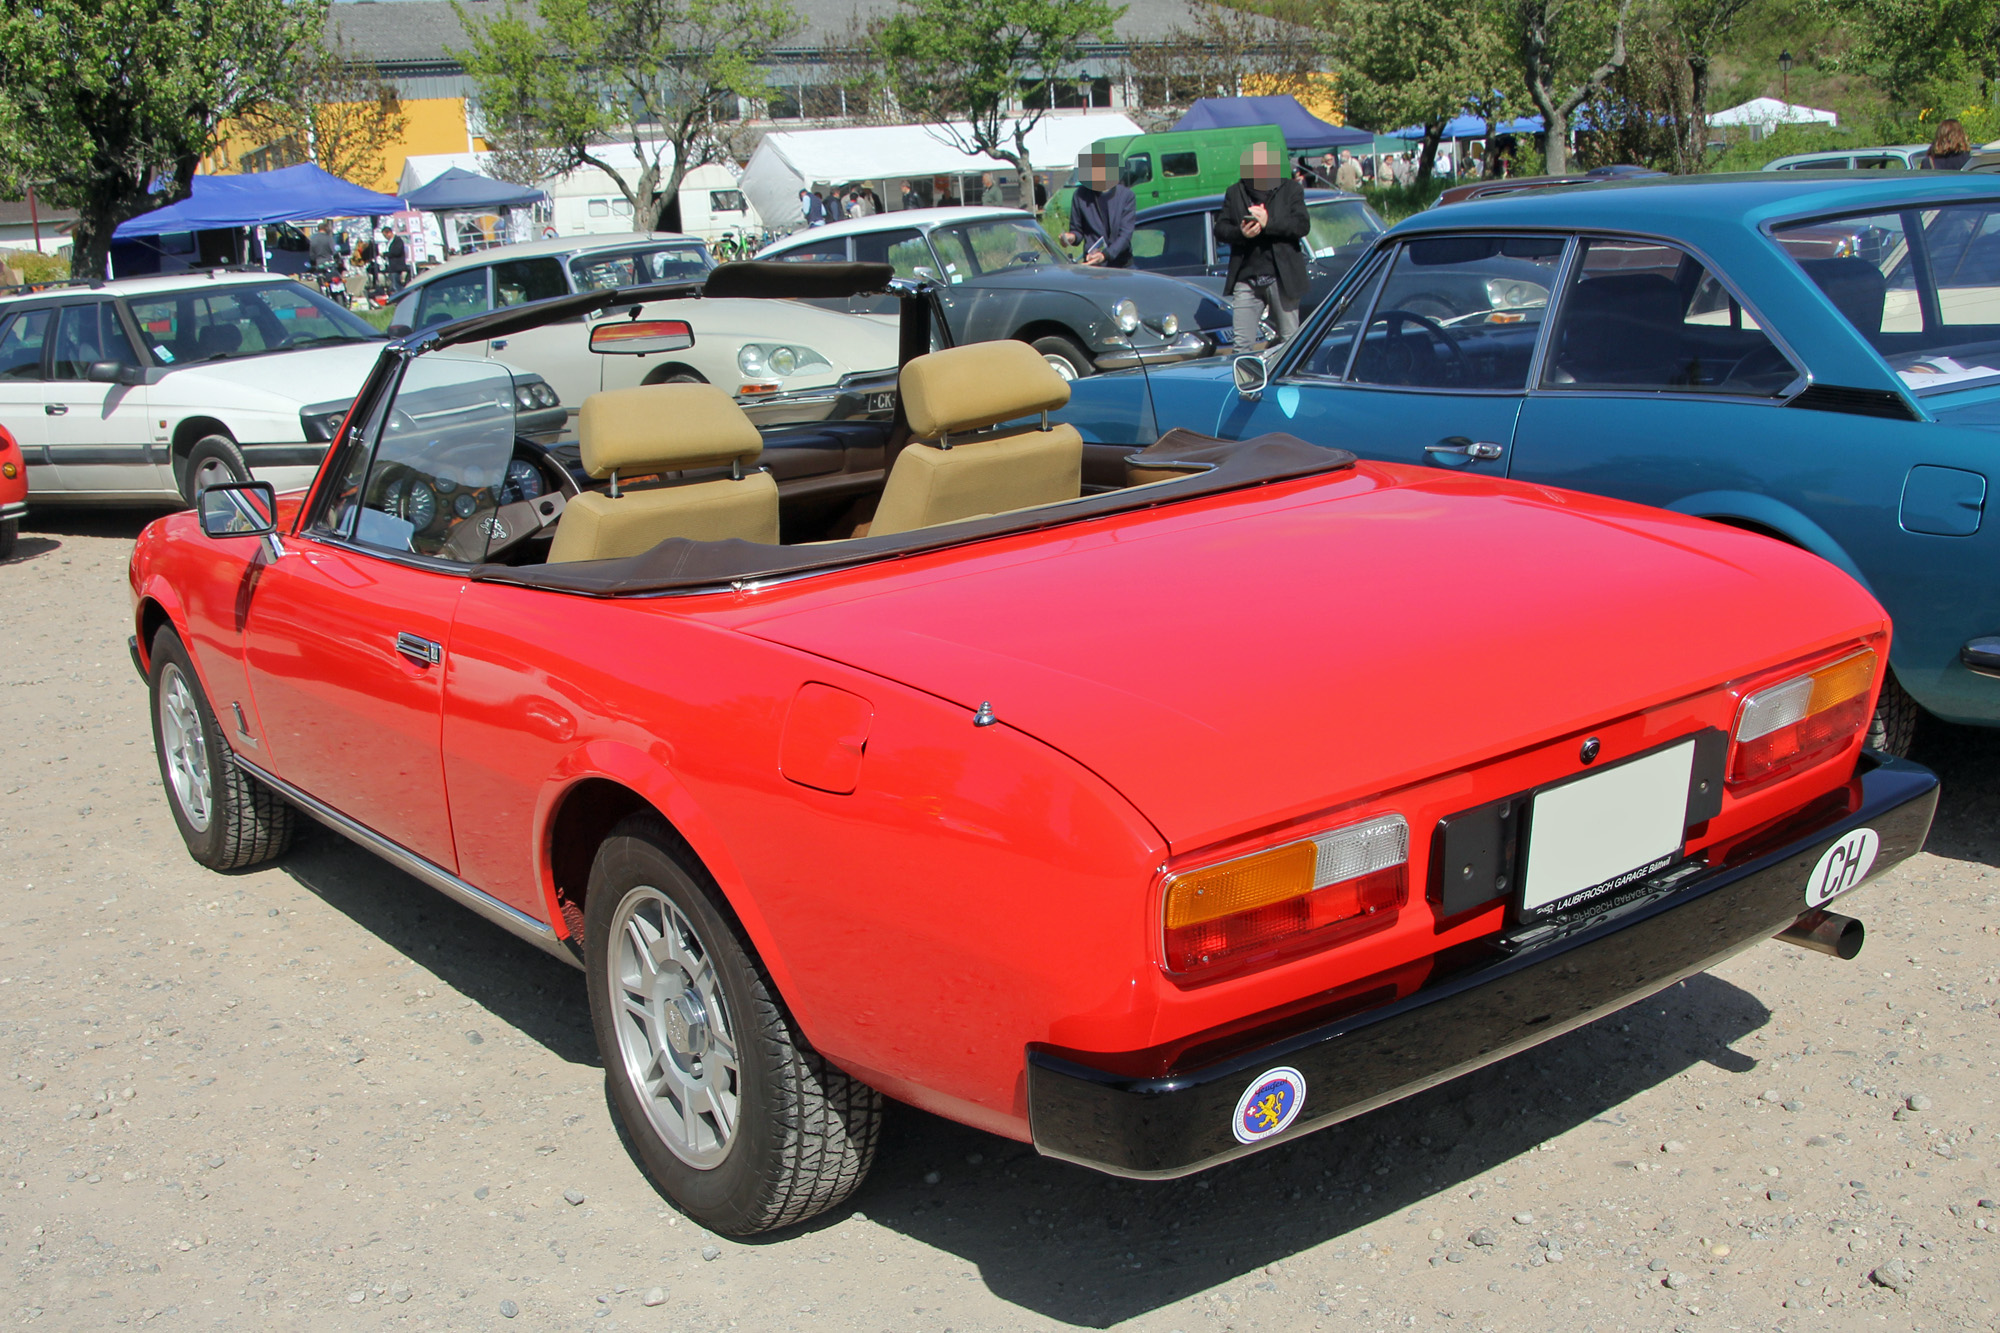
[1806,827,1879,908]
[1233,1067,1307,1144]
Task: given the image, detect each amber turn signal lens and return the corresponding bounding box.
[0,461,15,478]
[1729,647,1876,791]
[1164,841,1316,930]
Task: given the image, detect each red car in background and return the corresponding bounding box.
[126,264,1937,1235]
[0,422,25,558]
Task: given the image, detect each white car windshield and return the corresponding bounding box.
[126,281,382,364]
[1777,202,2000,394]
[1306,199,1385,259]
[935,219,1064,275]
[569,245,713,291]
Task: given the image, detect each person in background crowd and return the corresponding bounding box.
[900,181,922,211]
[980,172,1004,206]
[1061,150,1134,267]
[800,186,827,226]
[334,227,351,264]
[1214,142,1308,354]
[1335,150,1363,192]
[382,227,410,289]
[1293,163,1312,184]
[1316,152,1338,187]
[1923,119,1973,170]
[307,221,337,270]
[933,176,960,207]
[1033,173,1050,208]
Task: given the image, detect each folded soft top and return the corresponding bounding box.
[472,429,1356,596]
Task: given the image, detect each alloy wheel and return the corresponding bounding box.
[607,885,742,1169]
[157,663,212,832]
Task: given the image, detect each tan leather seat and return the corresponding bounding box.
[547,383,778,563]
[870,340,1082,537]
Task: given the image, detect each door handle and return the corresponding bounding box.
[1425,436,1503,460]
[44,403,67,416]
[394,632,443,667]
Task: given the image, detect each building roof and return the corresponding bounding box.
[0,200,78,227]
[330,0,1231,65]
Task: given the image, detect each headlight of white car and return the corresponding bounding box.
[512,380,560,410]
[1484,277,1549,309]
[738,343,832,378]
[1114,299,1141,334]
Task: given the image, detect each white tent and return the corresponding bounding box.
[1709,98,1838,129]
[739,112,1144,230]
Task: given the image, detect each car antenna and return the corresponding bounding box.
[1132,327,1162,445]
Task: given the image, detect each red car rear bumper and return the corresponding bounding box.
[1026,751,1937,1177]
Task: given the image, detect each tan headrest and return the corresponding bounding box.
[899,340,1071,439]
[577,383,762,478]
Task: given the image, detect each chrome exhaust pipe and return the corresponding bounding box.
[1777,909,1864,960]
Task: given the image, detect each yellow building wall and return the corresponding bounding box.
[203,97,472,193]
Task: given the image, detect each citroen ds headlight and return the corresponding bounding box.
[299,400,355,443]
[738,343,831,378]
[1159,312,1180,337]
[1484,277,1549,309]
[1114,299,1141,334]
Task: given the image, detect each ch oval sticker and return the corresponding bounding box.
[1806,827,1879,908]
[1232,1067,1307,1145]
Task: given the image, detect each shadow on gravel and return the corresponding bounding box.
[24,506,177,539]
[1,534,60,564]
[854,971,1769,1328]
[276,820,597,1066]
[1907,721,2000,867]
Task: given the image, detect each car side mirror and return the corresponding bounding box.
[912,266,939,283]
[590,319,694,355]
[197,480,278,540]
[87,360,144,386]
[386,323,412,338]
[1232,353,1269,399]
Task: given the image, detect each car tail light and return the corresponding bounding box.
[1163,814,1407,979]
[1729,647,1877,792]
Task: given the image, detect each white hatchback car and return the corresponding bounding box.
[0,272,485,506]
[387,233,901,421]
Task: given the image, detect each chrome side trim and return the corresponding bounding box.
[233,754,579,968]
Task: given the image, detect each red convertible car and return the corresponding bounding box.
[128,263,1937,1234]
[0,421,24,558]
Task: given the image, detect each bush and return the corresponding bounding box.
[0,247,70,286]
[1362,177,1448,223]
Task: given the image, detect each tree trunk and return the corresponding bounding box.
[1000,149,1037,217]
[1541,100,1571,176]
[1683,54,1711,175]
[1482,121,1501,178]
[1415,125,1443,191]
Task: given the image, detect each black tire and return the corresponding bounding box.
[1868,666,1921,757]
[0,516,16,561]
[646,368,706,385]
[148,627,294,870]
[583,813,880,1235]
[1029,334,1092,380]
[177,434,250,506]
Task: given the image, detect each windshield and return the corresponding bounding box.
[1305,199,1386,260]
[126,281,381,363]
[1776,201,2000,394]
[938,218,1064,275]
[569,244,714,291]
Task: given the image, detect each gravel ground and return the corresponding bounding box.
[3,510,1997,1332]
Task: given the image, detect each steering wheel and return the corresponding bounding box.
[1356,308,1466,385]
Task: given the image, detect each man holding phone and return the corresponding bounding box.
[1214,143,1309,352]
[1061,151,1134,267]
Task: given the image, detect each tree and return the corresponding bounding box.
[1124,0,1324,123]
[1655,0,1754,172]
[1319,0,1512,189]
[0,0,330,280]
[1498,0,1632,175]
[453,0,799,233]
[235,31,409,187]
[1821,0,2000,111]
[879,0,1123,216]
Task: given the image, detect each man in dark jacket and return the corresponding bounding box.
[1061,151,1134,267]
[1214,143,1309,351]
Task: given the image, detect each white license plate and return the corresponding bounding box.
[1521,740,1695,914]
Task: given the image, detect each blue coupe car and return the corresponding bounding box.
[1059,173,2000,750]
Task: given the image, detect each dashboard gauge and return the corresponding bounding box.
[383,476,438,531]
[453,492,478,519]
[432,475,456,495]
[498,458,547,505]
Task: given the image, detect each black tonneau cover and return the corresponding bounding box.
[472,430,1356,597]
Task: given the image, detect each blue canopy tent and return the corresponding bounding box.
[402,166,547,213]
[1389,114,1546,140]
[113,163,405,237]
[1171,96,1373,152]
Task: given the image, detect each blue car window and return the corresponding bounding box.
[1347,235,1562,390]
[1779,204,2000,395]
[1543,237,1797,397]
[1293,254,1390,379]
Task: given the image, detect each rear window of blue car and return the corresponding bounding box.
[1778,202,2000,395]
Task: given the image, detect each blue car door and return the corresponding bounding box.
[1508,225,2000,728]
[1217,234,1568,475]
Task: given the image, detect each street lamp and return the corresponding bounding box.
[1779,49,1794,105]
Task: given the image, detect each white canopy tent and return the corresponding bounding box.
[739,112,1143,230]
[1709,98,1838,130]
